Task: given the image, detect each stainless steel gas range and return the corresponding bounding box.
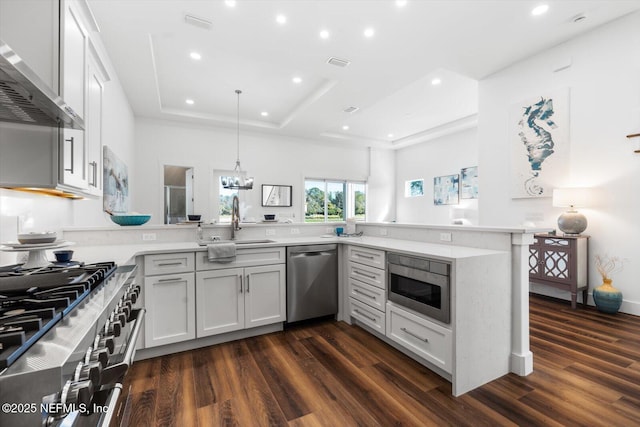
[0,261,145,427]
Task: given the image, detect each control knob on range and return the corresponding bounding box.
[94,334,115,354]
[127,285,140,303]
[85,346,109,369]
[74,360,102,386]
[60,378,94,408]
[104,317,122,337]
[117,299,132,321]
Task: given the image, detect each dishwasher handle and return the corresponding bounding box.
[289,250,335,257]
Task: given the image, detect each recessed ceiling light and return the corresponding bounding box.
[185,99,194,105]
[261,111,269,117]
[319,29,330,39]
[189,51,202,60]
[276,14,287,25]
[395,0,408,7]
[342,125,349,130]
[387,133,394,138]
[292,76,302,84]
[431,78,442,85]
[225,0,236,8]
[531,4,549,16]
[364,27,375,38]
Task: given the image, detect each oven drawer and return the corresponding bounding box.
[348,261,386,289]
[144,252,195,276]
[348,246,386,269]
[349,277,386,311]
[349,298,385,335]
[386,303,452,373]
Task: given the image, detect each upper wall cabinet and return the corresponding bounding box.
[85,44,109,196]
[0,0,60,91]
[59,0,89,190]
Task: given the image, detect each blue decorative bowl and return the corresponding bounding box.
[110,214,151,226]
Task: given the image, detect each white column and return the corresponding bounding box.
[510,233,534,375]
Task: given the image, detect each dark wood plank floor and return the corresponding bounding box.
[119,295,640,426]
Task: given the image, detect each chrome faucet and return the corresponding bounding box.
[231,195,241,240]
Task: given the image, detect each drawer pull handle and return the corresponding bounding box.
[354,289,376,300]
[400,327,429,343]
[356,253,375,260]
[354,270,377,280]
[157,262,183,266]
[354,309,377,322]
[156,277,182,283]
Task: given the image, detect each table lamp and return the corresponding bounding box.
[552,188,589,235]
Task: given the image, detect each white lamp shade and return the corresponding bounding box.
[552,188,590,208]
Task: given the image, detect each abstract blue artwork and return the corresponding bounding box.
[434,174,459,205]
[510,89,570,198]
[405,179,424,197]
[460,166,478,199]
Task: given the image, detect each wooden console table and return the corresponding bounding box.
[528,234,589,309]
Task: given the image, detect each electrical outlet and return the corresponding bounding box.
[265,228,276,236]
[440,232,452,242]
[379,228,388,236]
[142,233,156,241]
[326,227,333,234]
[290,228,300,234]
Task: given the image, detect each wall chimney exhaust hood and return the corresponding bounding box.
[0,39,84,130]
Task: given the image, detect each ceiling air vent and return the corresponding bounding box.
[327,57,351,68]
[184,14,213,30]
[343,106,359,113]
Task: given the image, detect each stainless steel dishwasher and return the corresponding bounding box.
[286,244,338,323]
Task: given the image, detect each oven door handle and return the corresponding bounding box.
[100,308,145,385]
[97,383,123,427]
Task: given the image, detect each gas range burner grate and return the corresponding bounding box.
[0,262,117,369]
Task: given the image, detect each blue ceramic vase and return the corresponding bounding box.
[592,278,623,314]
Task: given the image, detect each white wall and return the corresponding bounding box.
[395,127,478,224]
[478,12,640,314]
[133,119,389,224]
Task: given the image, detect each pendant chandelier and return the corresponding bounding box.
[221,89,254,190]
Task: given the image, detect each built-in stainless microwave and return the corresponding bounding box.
[387,253,450,324]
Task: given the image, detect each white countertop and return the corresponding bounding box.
[60,235,507,267]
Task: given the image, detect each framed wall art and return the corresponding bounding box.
[509,88,570,198]
[434,174,459,205]
[103,146,129,213]
[405,179,424,197]
[460,166,478,199]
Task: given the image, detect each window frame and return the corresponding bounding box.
[304,178,367,223]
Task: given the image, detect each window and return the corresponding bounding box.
[214,170,238,223]
[305,179,366,223]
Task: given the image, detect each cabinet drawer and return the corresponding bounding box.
[145,252,194,276]
[386,303,452,373]
[348,261,385,289]
[196,246,285,270]
[348,246,386,269]
[349,278,386,311]
[349,298,385,335]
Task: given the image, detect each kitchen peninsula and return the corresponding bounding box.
[62,221,545,396]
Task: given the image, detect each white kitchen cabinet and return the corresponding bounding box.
[386,303,452,374]
[195,263,286,338]
[195,268,244,336]
[60,0,88,190]
[347,245,387,335]
[0,0,59,91]
[144,272,196,348]
[85,46,108,195]
[244,264,286,328]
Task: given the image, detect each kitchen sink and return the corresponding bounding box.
[198,239,275,246]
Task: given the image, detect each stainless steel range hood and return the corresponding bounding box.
[0,39,84,130]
